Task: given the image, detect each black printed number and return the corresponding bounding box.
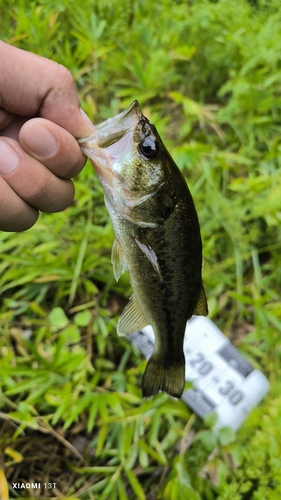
[189,352,244,405]
[228,390,243,405]
[219,381,243,405]
[189,352,213,376]
[219,380,235,396]
[190,352,204,367]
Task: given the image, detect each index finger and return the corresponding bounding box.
[0,41,93,138]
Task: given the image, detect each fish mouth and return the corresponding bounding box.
[78,101,142,188]
[78,100,142,149]
[95,100,142,142]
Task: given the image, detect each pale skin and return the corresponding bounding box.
[0,41,95,232]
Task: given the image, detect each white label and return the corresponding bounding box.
[128,316,270,431]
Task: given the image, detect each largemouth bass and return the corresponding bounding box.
[79,101,208,398]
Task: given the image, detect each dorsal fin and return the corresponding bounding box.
[193,284,208,316]
[117,294,148,336]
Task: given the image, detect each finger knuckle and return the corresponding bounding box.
[33,176,74,213]
[0,179,38,231]
[56,64,75,92]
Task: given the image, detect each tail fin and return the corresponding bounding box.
[141,356,185,398]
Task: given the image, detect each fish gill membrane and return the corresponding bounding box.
[78,101,208,399]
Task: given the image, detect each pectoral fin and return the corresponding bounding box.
[111,238,127,281]
[117,294,148,336]
[193,284,208,316]
[134,231,162,280]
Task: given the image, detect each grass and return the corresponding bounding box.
[0,0,281,498]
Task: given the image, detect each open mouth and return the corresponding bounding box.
[78,100,142,149]
[78,101,142,187]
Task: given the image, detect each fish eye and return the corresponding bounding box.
[139,136,159,159]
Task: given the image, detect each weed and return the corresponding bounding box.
[0,0,281,498]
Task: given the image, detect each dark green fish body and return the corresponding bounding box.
[79,101,208,398]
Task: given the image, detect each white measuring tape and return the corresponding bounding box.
[128,316,270,431]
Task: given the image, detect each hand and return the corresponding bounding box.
[0,41,95,232]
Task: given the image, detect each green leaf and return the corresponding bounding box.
[48,307,69,331]
[74,309,92,327]
[125,469,145,500]
[204,411,218,428]
[218,426,236,446]
[196,430,217,452]
[60,324,81,344]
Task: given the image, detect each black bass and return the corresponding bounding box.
[79,101,208,398]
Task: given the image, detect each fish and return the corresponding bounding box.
[78,100,208,398]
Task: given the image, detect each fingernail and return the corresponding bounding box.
[80,108,95,135]
[22,123,58,157]
[0,140,19,174]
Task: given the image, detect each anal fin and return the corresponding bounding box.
[117,294,148,336]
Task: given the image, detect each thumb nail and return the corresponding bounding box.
[79,109,95,136]
[21,122,58,157]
